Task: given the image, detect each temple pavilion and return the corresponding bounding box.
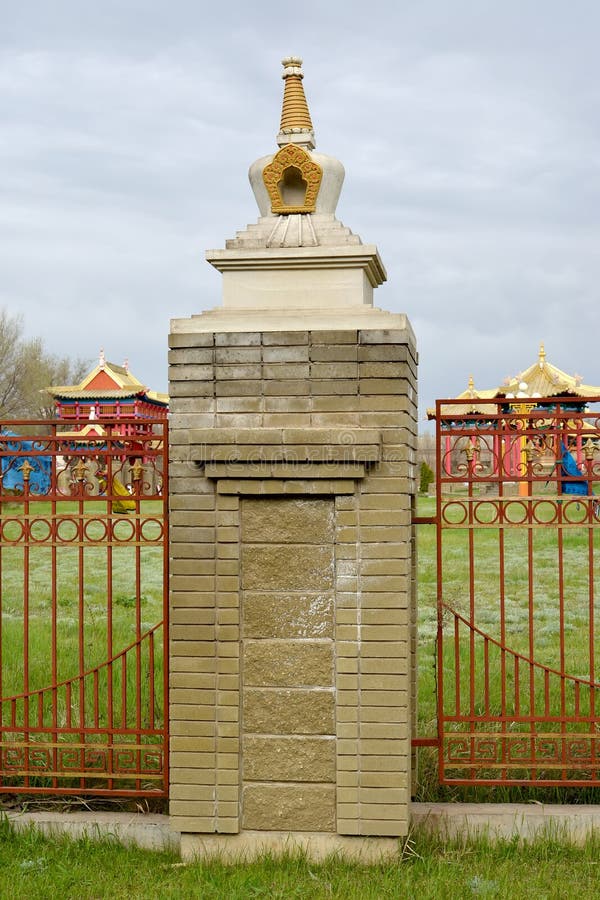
[46,350,168,435]
[429,343,600,481]
[429,343,600,419]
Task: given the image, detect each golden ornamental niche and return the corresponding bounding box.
[263,144,323,214]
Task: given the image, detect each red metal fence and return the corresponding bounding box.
[431,397,600,785]
[0,419,168,797]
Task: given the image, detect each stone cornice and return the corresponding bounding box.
[205,245,387,288]
[188,427,381,465]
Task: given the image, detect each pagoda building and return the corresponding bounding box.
[46,350,168,434]
[429,343,600,479]
[429,343,600,420]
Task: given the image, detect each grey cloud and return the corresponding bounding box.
[1,1,600,411]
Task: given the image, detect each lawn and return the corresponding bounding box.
[2,819,600,899]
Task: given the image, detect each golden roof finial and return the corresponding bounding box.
[538,342,546,369]
[277,57,315,149]
[468,374,475,392]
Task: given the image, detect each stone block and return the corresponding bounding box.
[264,396,312,412]
[241,545,334,592]
[168,348,214,365]
[169,332,214,348]
[170,364,214,381]
[262,331,308,345]
[169,381,214,398]
[310,362,358,379]
[359,329,414,345]
[243,736,335,782]
[262,345,310,362]
[262,363,310,379]
[216,396,263,412]
[242,784,335,832]
[215,362,261,381]
[243,688,335,734]
[243,640,333,687]
[309,344,358,362]
[263,380,310,396]
[215,347,262,364]
[215,379,263,397]
[243,592,334,639]
[310,379,359,395]
[215,332,261,346]
[310,330,357,344]
[312,396,360,411]
[241,497,334,544]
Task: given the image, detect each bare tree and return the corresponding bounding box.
[0,309,88,419]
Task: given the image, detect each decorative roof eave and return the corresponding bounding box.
[145,391,169,406]
[426,382,497,420]
[47,389,163,401]
[426,400,495,420]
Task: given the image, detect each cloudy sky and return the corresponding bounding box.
[2,1,599,423]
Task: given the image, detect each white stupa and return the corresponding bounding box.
[175,56,411,337]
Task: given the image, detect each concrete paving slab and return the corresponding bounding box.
[412,802,600,843]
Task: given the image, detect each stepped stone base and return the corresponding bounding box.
[180,830,401,863]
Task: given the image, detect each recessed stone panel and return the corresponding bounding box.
[241,497,334,544]
[242,592,334,639]
[244,640,333,687]
[243,736,335,782]
[243,688,335,734]
[241,544,334,591]
[242,784,336,832]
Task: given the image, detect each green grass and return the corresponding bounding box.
[2,818,600,899]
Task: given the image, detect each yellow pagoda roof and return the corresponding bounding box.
[427,375,497,418]
[46,351,168,406]
[500,343,600,400]
[427,344,600,419]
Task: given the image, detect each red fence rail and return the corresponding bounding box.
[433,397,600,785]
[0,418,168,796]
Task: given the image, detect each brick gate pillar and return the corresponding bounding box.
[168,57,418,861]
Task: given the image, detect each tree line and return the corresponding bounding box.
[0,309,88,419]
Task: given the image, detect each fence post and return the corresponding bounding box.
[167,57,418,861]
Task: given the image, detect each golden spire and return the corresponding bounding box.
[538,342,546,369]
[468,374,475,393]
[277,57,315,149]
[280,56,313,130]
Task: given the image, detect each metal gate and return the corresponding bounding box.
[429,396,600,786]
[0,419,168,797]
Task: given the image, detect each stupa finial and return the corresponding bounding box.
[538,342,546,369]
[277,56,315,150]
